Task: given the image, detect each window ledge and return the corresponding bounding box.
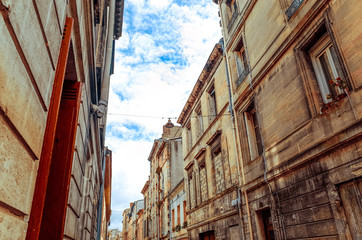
[321,93,348,113]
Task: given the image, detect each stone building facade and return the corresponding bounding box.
[169,180,187,240]
[122,208,131,240]
[121,200,144,240]
[143,124,183,240]
[141,179,151,239]
[0,0,123,239]
[177,43,242,240]
[212,0,362,239]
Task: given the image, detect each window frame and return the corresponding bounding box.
[198,157,208,203]
[233,37,249,88]
[309,34,344,103]
[244,101,263,161]
[195,104,204,138]
[186,121,192,152]
[208,84,217,123]
[294,18,351,115]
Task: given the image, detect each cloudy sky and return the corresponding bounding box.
[105,0,221,229]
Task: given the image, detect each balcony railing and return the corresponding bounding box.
[235,69,249,88]
[227,10,238,33]
[285,0,304,20]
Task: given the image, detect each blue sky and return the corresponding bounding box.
[105,0,221,230]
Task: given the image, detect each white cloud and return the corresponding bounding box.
[107,0,221,230]
[147,0,172,11]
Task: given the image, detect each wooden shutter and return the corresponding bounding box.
[26,17,74,240]
[39,80,82,239]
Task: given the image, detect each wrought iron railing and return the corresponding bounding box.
[235,69,249,88]
[227,10,238,32]
[285,0,304,20]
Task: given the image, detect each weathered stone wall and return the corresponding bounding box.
[218,0,362,239]
[0,0,112,238]
[0,0,61,237]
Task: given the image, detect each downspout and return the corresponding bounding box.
[220,38,252,240]
[217,0,254,235]
[92,0,116,118]
[255,100,286,239]
[95,0,116,239]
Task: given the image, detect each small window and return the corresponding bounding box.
[195,105,203,138]
[183,201,187,224]
[244,101,263,160]
[172,209,175,229]
[309,34,346,103]
[234,38,249,87]
[177,205,180,226]
[285,0,305,20]
[208,84,217,123]
[186,164,196,209]
[186,121,192,151]
[199,159,208,202]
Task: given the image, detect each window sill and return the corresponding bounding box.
[321,93,348,113]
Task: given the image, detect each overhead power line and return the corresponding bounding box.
[107,113,232,119]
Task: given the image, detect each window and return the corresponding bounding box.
[244,101,263,160]
[172,209,175,229]
[186,121,192,151]
[285,0,304,20]
[198,159,208,202]
[211,138,225,194]
[177,205,180,226]
[295,21,350,114]
[208,84,217,123]
[309,34,345,103]
[186,163,196,209]
[225,0,238,32]
[234,38,249,87]
[183,201,187,224]
[195,105,203,138]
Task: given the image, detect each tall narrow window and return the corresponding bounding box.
[195,105,203,138]
[172,209,175,229]
[309,34,346,103]
[177,205,180,226]
[226,0,238,32]
[183,201,187,224]
[199,159,208,202]
[186,163,197,209]
[208,84,217,123]
[186,121,192,151]
[234,38,249,87]
[244,101,263,160]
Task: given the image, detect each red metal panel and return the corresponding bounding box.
[39,80,82,239]
[26,17,74,240]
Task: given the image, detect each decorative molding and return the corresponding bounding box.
[194,148,206,160]
[206,130,222,145]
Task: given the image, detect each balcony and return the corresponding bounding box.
[227,10,238,33]
[235,69,249,88]
[285,0,304,20]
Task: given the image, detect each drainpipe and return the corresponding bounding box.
[95,0,116,239]
[92,0,116,118]
[220,38,252,240]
